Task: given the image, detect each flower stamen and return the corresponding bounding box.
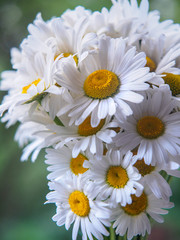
[68,190,90,217]
[122,192,148,215]
[162,72,180,96]
[78,116,105,136]
[106,166,129,188]
[84,69,120,99]
[70,154,88,175]
[137,116,165,139]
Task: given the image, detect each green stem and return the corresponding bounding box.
[109,225,116,240]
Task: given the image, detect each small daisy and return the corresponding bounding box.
[114,85,180,165]
[0,50,56,119]
[84,150,143,206]
[45,144,93,180]
[55,35,153,127]
[46,174,111,240]
[42,114,118,160]
[140,34,180,86]
[132,150,172,200]
[111,187,174,240]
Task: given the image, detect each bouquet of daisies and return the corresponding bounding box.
[1,0,180,239]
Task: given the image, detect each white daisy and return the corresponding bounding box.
[0,50,56,119]
[41,114,119,160]
[139,34,180,86]
[132,149,172,200]
[22,12,97,61]
[46,174,111,240]
[55,35,153,127]
[84,150,143,206]
[114,85,180,165]
[45,145,93,180]
[111,186,174,240]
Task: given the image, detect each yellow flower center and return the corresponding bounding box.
[84,69,120,99]
[162,72,180,96]
[70,154,88,175]
[22,78,41,94]
[78,116,105,136]
[54,52,78,65]
[106,166,129,188]
[122,192,148,215]
[68,190,90,217]
[134,159,155,176]
[145,57,156,72]
[137,116,165,139]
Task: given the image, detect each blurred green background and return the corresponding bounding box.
[0,0,180,240]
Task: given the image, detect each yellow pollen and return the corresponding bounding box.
[54,52,78,65]
[78,116,105,136]
[68,190,90,217]
[106,166,129,188]
[162,72,180,96]
[84,69,120,99]
[145,56,156,72]
[70,154,88,175]
[122,192,148,215]
[137,116,165,139]
[22,78,41,94]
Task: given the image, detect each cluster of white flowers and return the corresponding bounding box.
[1,0,180,239]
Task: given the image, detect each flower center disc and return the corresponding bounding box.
[122,192,148,215]
[145,57,156,72]
[137,116,165,139]
[162,72,180,96]
[134,159,155,176]
[68,190,90,217]
[70,154,88,175]
[106,166,129,188]
[22,78,41,94]
[78,116,105,136]
[84,69,120,99]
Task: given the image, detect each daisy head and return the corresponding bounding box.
[132,149,172,200]
[45,144,93,180]
[111,186,174,240]
[140,34,180,87]
[55,35,152,127]
[46,174,111,240]
[114,85,180,165]
[84,150,143,207]
[43,114,118,160]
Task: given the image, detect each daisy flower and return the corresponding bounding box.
[45,144,93,180]
[84,150,143,206]
[42,114,118,160]
[132,149,172,200]
[0,50,56,119]
[139,34,180,86]
[46,174,111,240]
[22,12,97,61]
[55,35,153,127]
[114,85,180,165]
[111,187,174,240]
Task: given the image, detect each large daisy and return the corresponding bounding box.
[114,85,180,165]
[55,35,153,127]
[111,186,174,240]
[84,150,143,207]
[46,174,111,240]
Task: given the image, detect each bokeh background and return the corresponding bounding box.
[0,0,180,239]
